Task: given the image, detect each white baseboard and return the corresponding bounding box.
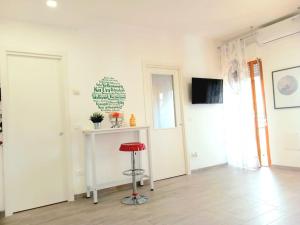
[191,163,228,173]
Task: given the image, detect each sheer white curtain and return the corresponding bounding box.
[221,39,260,169]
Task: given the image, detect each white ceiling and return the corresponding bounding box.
[0,0,299,40]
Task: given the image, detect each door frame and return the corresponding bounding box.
[248,59,272,166]
[142,63,191,175]
[0,49,74,216]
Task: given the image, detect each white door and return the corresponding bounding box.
[144,66,186,180]
[3,52,68,214]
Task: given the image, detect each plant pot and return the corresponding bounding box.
[93,122,101,129]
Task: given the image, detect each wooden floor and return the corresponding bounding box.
[1,165,300,225]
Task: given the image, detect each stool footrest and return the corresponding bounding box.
[122,169,145,176]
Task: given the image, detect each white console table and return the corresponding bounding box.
[83,126,154,204]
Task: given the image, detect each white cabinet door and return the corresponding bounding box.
[144,66,186,181]
[3,52,68,214]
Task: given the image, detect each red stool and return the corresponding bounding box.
[119,142,148,205]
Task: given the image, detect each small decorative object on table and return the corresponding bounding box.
[129,114,136,127]
[109,112,124,128]
[90,112,104,129]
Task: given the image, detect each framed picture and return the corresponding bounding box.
[272,66,300,109]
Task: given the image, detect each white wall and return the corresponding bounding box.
[0,21,226,211]
[0,146,3,211]
[246,34,300,167]
[181,35,227,170]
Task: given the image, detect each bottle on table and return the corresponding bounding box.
[129,114,136,127]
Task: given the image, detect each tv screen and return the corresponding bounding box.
[192,78,223,104]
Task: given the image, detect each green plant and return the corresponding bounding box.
[90,112,104,123]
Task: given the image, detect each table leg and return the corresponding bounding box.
[91,133,98,203]
[138,130,144,186]
[85,134,91,198]
[86,188,91,198]
[146,128,154,191]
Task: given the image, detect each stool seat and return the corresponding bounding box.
[119,142,145,152]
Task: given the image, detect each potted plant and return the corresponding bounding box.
[90,112,104,129]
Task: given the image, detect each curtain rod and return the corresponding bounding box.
[217,31,256,50]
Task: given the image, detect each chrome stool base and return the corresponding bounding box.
[121,195,148,205]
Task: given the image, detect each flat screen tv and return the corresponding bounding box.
[192,77,223,104]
